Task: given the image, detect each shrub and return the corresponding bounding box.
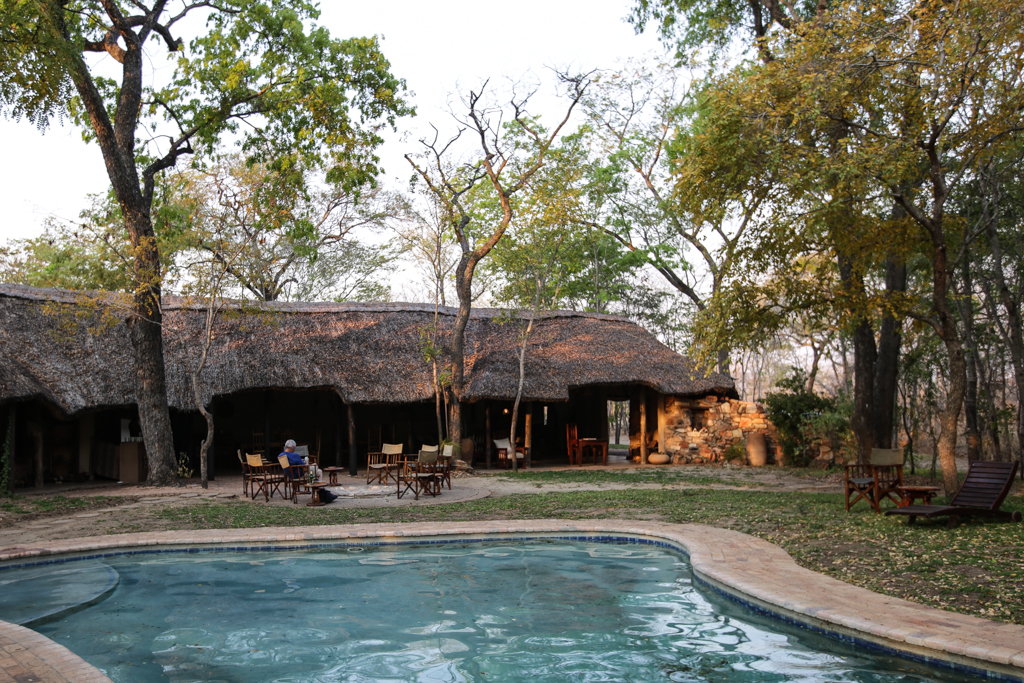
[763,368,848,467]
[722,441,746,464]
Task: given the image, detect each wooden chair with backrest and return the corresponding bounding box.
[566,424,579,465]
[845,448,904,513]
[246,453,284,502]
[367,443,403,485]
[252,431,265,455]
[278,454,309,504]
[237,450,253,497]
[886,460,1022,528]
[294,444,317,466]
[493,438,525,469]
[397,448,440,500]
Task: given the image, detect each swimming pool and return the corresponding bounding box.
[0,539,980,682]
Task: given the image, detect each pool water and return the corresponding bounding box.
[3,540,978,682]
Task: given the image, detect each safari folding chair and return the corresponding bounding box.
[845,448,904,513]
[246,453,284,502]
[397,449,440,500]
[367,443,403,485]
[278,454,309,504]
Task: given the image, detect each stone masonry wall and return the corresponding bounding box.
[662,395,781,464]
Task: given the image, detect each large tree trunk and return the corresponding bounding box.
[960,254,982,463]
[985,222,1024,478]
[936,343,967,494]
[65,32,178,487]
[928,237,966,495]
[198,409,213,489]
[130,286,177,486]
[873,257,906,449]
[448,254,474,452]
[838,253,877,463]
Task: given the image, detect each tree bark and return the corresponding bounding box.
[959,254,982,463]
[838,253,877,463]
[985,221,1024,478]
[130,296,177,485]
[61,10,178,487]
[448,253,474,454]
[873,257,906,449]
[926,234,966,495]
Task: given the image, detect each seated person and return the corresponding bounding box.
[280,439,322,479]
[280,440,336,504]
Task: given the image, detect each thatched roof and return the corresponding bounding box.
[0,284,735,415]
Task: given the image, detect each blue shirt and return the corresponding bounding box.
[281,451,305,478]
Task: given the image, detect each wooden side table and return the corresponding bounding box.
[302,482,328,507]
[323,467,344,485]
[897,485,941,507]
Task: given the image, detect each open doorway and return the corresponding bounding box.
[607,399,630,450]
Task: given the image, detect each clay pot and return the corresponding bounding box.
[648,452,670,465]
[745,432,767,466]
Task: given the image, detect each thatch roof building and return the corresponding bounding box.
[0,284,735,485]
[0,284,733,413]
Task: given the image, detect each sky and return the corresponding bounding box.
[0,0,666,243]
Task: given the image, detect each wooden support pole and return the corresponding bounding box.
[657,394,667,456]
[525,402,533,469]
[2,405,13,495]
[640,389,649,465]
[30,421,43,487]
[485,403,492,470]
[335,397,343,468]
[263,389,271,457]
[347,403,358,477]
[78,412,94,476]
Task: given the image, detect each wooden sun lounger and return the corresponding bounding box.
[885,460,1022,529]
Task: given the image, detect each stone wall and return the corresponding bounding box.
[661,395,781,464]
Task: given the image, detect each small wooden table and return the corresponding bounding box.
[301,482,328,507]
[323,467,345,485]
[576,439,608,466]
[897,485,941,507]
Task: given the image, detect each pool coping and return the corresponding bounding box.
[1,520,1022,683]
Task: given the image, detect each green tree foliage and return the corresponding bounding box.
[634,0,1024,489]
[1,188,191,291]
[580,61,778,370]
[170,155,406,302]
[0,0,410,484]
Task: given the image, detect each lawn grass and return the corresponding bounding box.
[154,487,1024,625]
[486,468,746,487]
[1,495,114,517]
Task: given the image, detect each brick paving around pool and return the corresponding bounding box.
[1,520,1022,683]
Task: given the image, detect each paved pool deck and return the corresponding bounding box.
[1,519,1022,683]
